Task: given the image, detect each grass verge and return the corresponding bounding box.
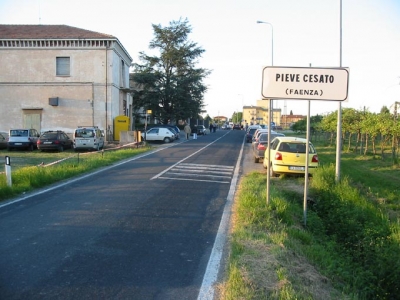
[0,147,150,202]
[219,162,400,299]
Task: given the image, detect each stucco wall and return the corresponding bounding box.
[0,45,131,137]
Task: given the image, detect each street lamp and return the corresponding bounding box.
[256,21,273,66]
[238,94,244,125]
[257,20,274,205]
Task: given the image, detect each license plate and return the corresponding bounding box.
[15,143,22,145]
[44,142,52,144]
[289,166,305,171]
[79,140,89,143]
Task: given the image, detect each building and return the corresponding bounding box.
[0,25,133,141]
[280,114,306,129]
[242,100,281,127]
[213,116,228,123]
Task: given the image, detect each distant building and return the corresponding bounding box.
[281,114,306,129]
[213,116,228,122]
[0,24,133,141]
[242,100,281,126]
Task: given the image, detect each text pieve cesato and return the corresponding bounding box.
[262,67,349,101]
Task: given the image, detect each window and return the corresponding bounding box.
[120,59,126,87]
[56,57,70,76]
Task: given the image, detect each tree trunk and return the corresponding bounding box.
[364,134,369,156]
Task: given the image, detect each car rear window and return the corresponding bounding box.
[41,132,58,139]
[248,129,257,134]
[75,129,95,138]
[279,142,315,153]
[10,130,28,137]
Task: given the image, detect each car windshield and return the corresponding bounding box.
[10,130,28,137]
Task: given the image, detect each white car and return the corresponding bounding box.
[7,128,40,151]
[142,127,175,143]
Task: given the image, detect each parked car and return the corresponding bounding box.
[37,130,73,152]
[245,125,261,143]
[7,128,40,151]
[263,136,319,177]
[0,132,8,149]
[252,129,279,145]
[145,124,180,139]
[233,124,241,130]
[252,132,285,163]
[141,127,175,143]
[73,126,104,151]
[195,125,207,135]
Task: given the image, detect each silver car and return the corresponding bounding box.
[7,128,40,151]
[253,132,285,163]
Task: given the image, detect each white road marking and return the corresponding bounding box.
[150,132,230,180]
[156,162,234,183]
[197,133,245,300]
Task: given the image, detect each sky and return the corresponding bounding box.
[1,0,400,119]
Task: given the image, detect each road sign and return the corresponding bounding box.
[262,66,349,101]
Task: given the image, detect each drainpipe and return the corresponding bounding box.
[105,44,109,141]
[92,82,94,126]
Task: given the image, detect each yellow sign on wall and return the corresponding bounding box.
[114,115,130,141]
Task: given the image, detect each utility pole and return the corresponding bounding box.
[392,101,400,162]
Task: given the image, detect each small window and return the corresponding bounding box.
[56,57,70,76]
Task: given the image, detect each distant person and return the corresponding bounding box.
[184,123,191,140]
[209,123,213,133]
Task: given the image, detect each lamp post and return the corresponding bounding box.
[256,21,273,66]
[257,20,274,204]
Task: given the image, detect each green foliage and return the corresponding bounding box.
[225,158,400,298]
[293,107,399,162]
[231,112,242,124]
[131,18,211,123]
[291,114,323,134]
[310,165,400,298]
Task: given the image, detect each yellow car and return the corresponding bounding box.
[263,136,319,177]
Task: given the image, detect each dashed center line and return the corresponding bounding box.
[157,163,234,183]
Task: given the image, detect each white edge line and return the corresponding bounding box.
[197,134,245,300]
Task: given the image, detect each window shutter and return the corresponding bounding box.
[56,57,70,76]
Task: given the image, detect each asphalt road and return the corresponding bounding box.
[0,129,252,300]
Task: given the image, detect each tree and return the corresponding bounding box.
[232,112,242,124]
[132,19,211,124]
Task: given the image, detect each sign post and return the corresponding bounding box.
[5,156,12,187]
[261,66,349,226]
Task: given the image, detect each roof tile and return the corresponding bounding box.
[0,25,115,39]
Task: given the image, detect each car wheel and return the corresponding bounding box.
[254,156,259,163]
[164,137,171,143]
[263,159,268,169]
[96,144,100,151]
[28,144,34,151]
[58,145,64,152]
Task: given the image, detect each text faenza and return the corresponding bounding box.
[286,89,323,96]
